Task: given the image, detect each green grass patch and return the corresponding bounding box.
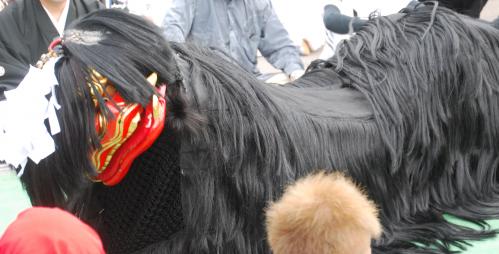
[1,170,499,253]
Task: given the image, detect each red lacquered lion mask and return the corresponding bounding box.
[90,72,167,186]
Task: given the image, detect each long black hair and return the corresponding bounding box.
[320,4,499,253]
[17,6,499,254]
[20,9,185,211]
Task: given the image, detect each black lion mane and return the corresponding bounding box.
[18,5,499,254]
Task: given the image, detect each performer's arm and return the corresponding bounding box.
[257,4,304,77]
[0,45,28,100]
[161,0,196,43]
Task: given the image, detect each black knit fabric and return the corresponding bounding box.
[93,127,184,254]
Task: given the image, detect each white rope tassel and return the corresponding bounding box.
[0,57,62,176]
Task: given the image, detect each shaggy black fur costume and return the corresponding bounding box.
[17,4,499,254]
[420,0,488,17]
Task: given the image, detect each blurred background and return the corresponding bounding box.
[120,0,499,74]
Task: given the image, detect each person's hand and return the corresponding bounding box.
[265,73,290,85]
[289,69,305,81]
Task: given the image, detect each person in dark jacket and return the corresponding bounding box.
[0,0,103,99]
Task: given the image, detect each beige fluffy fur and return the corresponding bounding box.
[266,171,382,254]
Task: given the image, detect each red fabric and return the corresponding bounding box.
[0,207,105,254]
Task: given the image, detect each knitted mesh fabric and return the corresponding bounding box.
[93,128,184,254]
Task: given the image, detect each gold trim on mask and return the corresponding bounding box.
[90,71,160,176]
[91,103,141,173]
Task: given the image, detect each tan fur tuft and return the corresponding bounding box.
[266,171,382,254]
